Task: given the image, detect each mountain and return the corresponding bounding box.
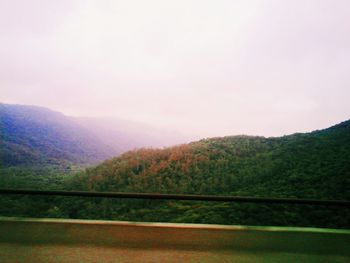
[58,119,350,228]
[0,103,117,167]
[1,103,349,228]
[0,103,196,168]
[73,119,350,198]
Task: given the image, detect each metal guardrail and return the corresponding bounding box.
[0,188,349,207]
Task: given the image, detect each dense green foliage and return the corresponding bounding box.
[0,165,78,218]
[1,119,349,228]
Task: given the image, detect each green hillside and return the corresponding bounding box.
[74,119,350,200]
[1,119,349,228]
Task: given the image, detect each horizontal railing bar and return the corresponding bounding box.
[0,188,349,206]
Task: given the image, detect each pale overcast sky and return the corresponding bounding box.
[1,0,349,137]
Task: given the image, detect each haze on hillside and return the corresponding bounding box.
[1,0,350,137]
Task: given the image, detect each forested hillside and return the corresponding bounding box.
[74,119,350,199]
[1,119,349,228]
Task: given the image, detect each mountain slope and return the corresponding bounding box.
[0,103,117,167]
[74,119,350,199]
[58,120,350,228]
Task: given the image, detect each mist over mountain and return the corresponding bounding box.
[74,117,197,154]
[0,103,195,167]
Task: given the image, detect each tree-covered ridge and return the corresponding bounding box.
[41,119,347,228]
[74,120,350,201]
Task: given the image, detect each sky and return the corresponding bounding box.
[1,0,350,138]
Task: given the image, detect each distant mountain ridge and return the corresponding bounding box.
[0,103,116,167]
[0,103,195,167]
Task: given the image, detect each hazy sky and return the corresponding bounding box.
[1,0,350,137]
